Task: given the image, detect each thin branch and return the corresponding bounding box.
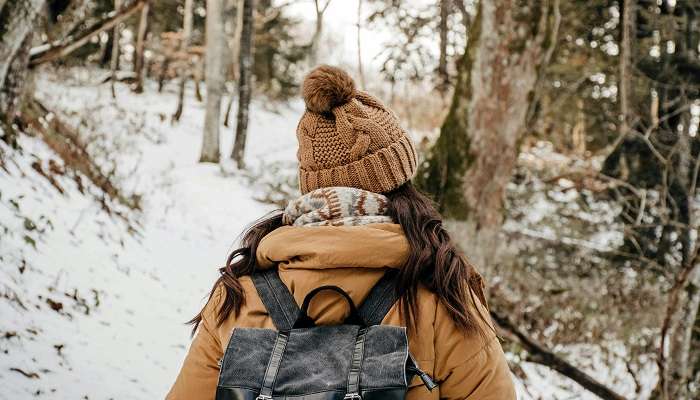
[657,248,700,398]
[503,227,668,276]
[29,0,148,66]
[453,0,472,30]
[320,0,332,14]
[689,148,700,197]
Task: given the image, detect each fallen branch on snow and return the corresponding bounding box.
[17,97,141,213]
[491,310,628,400]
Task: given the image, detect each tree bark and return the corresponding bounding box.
[222,0,239,78]
[658,115,700,399]
[223,0,244,127]
[229,0,244,81]
[417,0,559,267]
[201,0,225,163]
[659,257,700,400]
[133,1,150,93]
[172,0,195,122]
[618,0,634,143]
[0,32,33,145]
[110,0,123,99]
[0,0,46,92]
[437,0,450,91]
[230,0,254,167]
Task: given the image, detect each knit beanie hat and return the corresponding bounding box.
[296,65,417,194]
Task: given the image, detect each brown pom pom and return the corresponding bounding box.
[302,65,355,113]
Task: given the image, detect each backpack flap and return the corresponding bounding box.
[216,324,411,400]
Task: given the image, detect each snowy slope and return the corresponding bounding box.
[0,70,300,399]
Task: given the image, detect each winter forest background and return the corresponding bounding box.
[1,0,699,399]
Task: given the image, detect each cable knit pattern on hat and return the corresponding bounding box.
[296,65,417,194]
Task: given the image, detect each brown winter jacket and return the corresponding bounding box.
[166,223,516,400]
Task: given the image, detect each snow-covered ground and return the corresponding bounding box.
[1,70,647,399]
[0,70,299,399]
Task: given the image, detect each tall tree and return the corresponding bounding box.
[0,0,45,145]
[309,0,332,66]
[617,0,634,147]
[437,0,450,91]
[110,0,123,99]
[417,0,560,266]
[0,33,33,143]
[133,0,150,94]
[224,0,243,80]
[223,0,244,127]
[201,0,225,163]
[230,0,254,168]
[172,0,194,122]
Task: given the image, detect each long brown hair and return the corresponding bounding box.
[189,182,490,336]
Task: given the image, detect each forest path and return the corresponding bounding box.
[0,70,300,399]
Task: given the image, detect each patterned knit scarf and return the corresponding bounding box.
[283,187,394,227]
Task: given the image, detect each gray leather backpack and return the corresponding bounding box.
[215,268,437,400]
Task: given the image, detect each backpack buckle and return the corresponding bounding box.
[343,394,362,400]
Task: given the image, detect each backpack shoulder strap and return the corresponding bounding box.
[251,268,300,331]
[358,269,400,326]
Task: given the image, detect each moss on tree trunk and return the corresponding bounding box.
[416,3,480,220]
[417,0,557,229]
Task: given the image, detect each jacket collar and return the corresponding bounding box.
[256,223,409,271]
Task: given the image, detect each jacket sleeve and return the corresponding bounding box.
[433,296,516,400]
[166,293,224,400]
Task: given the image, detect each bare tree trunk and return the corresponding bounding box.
[110,0,123,99]
[453,0,471,31]
[201,0,225,163]
[0,33,33,145]
[437,0,450,92]
[618,0,634,142]
[659,254,700,400]
[0,0,46,91]
[657,112,699,399]
[133,1,150,93]
[417,0,560,268]
[222,0,238,78]
[309,0,332,66]
[194,58,203,102]
[229,0,243,81]
[356,0,365,89]
[157,56,169,92]
[172,0,194,122]
[223,0,244,127]
[230,0,254,168]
